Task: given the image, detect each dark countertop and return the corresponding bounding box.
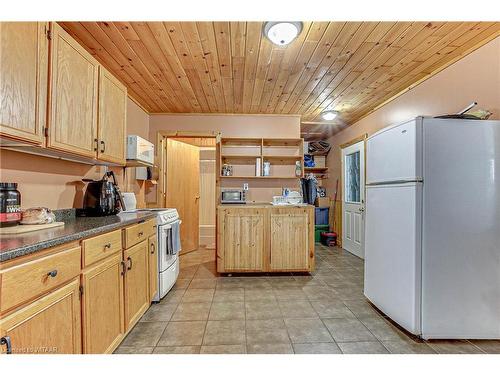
[0,211,157,263]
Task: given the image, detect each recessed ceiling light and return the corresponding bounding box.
[263,22,303,46]
[321,110,339,121]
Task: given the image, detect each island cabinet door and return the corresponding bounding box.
[0,279,81,354]
[47,22,99,158]
[124,241,150,330]
[81,253,125,354]
[270,208,310,271]
[221,208,265,272]
[148,234,158,301]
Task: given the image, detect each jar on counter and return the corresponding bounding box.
[0,183,21,227]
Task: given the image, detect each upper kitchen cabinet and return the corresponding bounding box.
[47,22,99,158]
[0,22,49,145]
[97,66,127,165]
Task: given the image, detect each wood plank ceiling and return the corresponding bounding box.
[60,21,500,138]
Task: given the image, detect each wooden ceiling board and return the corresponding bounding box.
[60,21,500,138]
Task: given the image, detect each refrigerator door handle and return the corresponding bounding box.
[366,178,423,186]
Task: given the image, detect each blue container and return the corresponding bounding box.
[315,207,329,225]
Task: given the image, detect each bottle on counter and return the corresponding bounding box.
[0,183,21,227]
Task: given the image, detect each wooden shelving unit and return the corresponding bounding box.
[304,167,328,173]
[219,137,304,179]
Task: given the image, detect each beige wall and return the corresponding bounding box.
[149,114,302,203]
[149,114,301,139]
[0,98,150,210]
[0,151,110,209]
[324,36,500,198]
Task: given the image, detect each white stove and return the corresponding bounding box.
[130,208,181,302]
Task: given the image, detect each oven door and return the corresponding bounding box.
[158,223,177,272]
[222,190,244,203]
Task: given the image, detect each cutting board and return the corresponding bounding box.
[0,222,65,235]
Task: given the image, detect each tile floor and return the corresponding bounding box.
[115,245,500,354]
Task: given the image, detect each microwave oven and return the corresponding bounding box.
[221,189,246,204]
[127,135,154,166]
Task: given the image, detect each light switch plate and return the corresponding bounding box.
[243,183,249,191]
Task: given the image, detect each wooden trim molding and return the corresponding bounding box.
[340,133,368,149]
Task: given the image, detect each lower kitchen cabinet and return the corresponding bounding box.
[217,205,314,273]
[270,207,312,271]
[219,207,266,272]
[148,234,158,301]
[0,279,81,354]
[81,253,124,354]
[124,242,150,330]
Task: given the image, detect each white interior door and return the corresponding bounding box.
[342,141,365,258]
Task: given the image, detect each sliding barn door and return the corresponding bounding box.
[165,139,200,253]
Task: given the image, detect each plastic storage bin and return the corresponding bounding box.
[314,207,329,225]
[314,224,329,242]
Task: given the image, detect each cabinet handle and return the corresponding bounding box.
[127,256,132,270]
[120,260,126,276]
[47,270,58,278]
[138,231,144,237]
[94,138,98,151]
[0,336,12,354]
[104,243,112,250]
[150,242,155,254]
[100,140,106,153]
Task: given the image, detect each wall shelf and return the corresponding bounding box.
[219,137,304,180]
[304,167,328,172]
[219,175,300,179]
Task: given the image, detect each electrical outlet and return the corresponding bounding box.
[243,183,249,191]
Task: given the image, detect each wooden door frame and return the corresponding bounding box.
[154,130,220,254]
[154,130,219,208]
[339,133,367,249]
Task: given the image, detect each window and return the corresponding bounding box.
[345,151,361,203]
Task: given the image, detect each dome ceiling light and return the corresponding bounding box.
[321,110,339,121]
[263,22,303,46]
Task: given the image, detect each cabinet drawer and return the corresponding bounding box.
[0,246,81,313]
[82,229,122,267]
[145,219,157,238]
[122,222,148,249]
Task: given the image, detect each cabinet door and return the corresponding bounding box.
[124,241,150,330]
[0,22,48,144]
[81,253,125,354]
[148,235,158,301]
[221,208,265,272]
[0,279,81,354]
[270,208,310,271]
[48,23,98,157]
[97,66,127,165]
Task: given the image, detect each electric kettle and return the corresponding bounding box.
[82,171,125,216]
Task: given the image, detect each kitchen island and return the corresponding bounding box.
[217,204,315,273]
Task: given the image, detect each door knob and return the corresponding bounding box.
[359,207,365,212]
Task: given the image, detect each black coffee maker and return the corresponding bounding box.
[82,170,125,216]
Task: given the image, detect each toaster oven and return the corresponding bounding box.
[221,189,246,204]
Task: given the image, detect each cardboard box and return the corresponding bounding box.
[315,197,330,208]
[314,155,326,168]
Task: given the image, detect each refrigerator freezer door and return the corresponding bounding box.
[364,182,422,335]
[421,118,500,339]
[366,118,423,184]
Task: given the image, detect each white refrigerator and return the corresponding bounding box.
[364,116,500,339]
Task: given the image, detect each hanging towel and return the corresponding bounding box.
[170,221,181,255]
[161,225,171,256]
